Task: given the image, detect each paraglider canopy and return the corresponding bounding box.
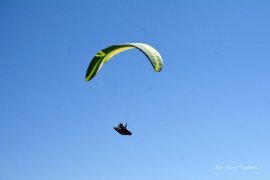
[85,43,163,81]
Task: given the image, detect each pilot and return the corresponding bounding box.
[119,123,124,129]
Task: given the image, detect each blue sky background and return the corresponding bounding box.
[1,0,270,179]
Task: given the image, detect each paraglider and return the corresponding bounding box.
[85,43,163,135]
[113,122,132,135]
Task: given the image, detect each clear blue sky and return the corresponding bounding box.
[1,0,270,179]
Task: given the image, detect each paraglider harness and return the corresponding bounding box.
[114,122,132,135]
